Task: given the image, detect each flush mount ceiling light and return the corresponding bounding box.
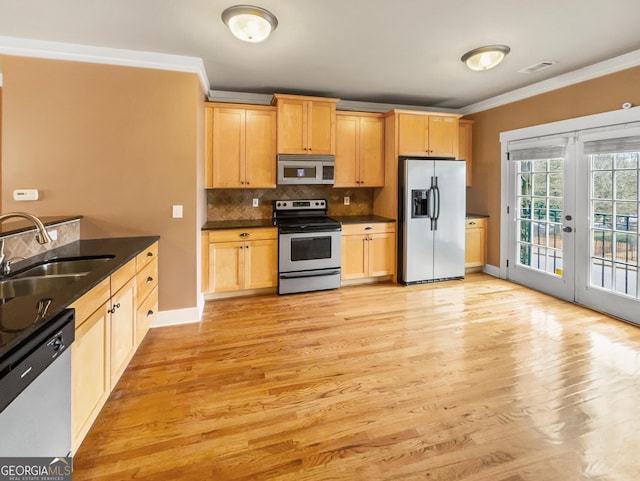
[221,5,278,43]
[461,45,511,71]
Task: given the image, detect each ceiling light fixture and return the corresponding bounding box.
[221,5,278,43]
[461,45,511,71]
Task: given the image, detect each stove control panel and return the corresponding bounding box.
[274,199,326,211]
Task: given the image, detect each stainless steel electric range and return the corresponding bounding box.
[273,199,342,295]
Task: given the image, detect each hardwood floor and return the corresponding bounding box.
[73,274,640,480]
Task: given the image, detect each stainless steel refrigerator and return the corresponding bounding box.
[398,157,466,284]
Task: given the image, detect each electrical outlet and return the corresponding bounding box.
[252,198,259,207]
[344,196,350,205]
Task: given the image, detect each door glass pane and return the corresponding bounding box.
[515,157,564,276]
[589,151,640,299]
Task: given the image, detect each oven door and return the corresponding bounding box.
[279,230,341,273]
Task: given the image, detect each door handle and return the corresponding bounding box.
[562,226,573,232]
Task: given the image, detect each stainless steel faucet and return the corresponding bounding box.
[0,212,52,275]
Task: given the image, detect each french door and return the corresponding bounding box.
[507,137,575,301]
[574,129,640,322]
[505,125,640,324]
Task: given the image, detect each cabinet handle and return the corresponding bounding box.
[146,310,154,318]
[146,276,154,284]
[239,233,250,238]
[469,221,476,225]
[146,251,154,258]
[304,147,308,151]
[364,226,373,230]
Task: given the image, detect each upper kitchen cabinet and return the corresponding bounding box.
[458,119,474,187]
[397,111,460,158]
[334,112,385,187]
[373,110,462,221]
[205,102,276,189]
[271,94,339,155]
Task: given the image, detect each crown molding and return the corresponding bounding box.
[0,36,210,93]
[460,48,640,115]
[207,89,459,114]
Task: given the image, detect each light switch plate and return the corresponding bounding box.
[172,205,183,218]
[13,189,39,201]
[344,196,350,205]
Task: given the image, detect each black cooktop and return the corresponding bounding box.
[272,199,341,231]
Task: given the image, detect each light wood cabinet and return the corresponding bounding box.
[70,278,110,453]
[458,119,473,187]
[109,276,136,387]
[341,222,396,281]
[334,112,384,187]
[272,94,339,155]
[398,113,459,158]
[465,217,487,270]
[71,241,159,453]
[135,241,159,348]
[205,103,276,188]
[373,110,462,222]
[203,227,278,294]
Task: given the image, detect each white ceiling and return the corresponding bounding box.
[1,0,640,110]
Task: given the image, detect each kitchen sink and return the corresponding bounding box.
[0,275,87,301]
[12,255,114,279]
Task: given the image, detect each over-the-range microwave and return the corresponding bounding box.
[277,154,334,185]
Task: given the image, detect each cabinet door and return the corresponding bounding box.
[341,234,367,280]
[212,107,245,187]
[276,97,307,154]
[110,278,136,387]
[334,114,359,187]
[465,220,486,268]
[209,241,243,292]
[308,100,336,155]
[72,301,110,452]
[429,116,459,158]
[459,120,473,187]
[245,238,278,289]
[398,114,428,155]
[245,109,276,188]
[368,233,396,277]
[359,116,385,187]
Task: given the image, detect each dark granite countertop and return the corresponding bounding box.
[466,213,489,219]
[0,236,159,370]
[202,219,275,230]
[332,215,396,224]
[0,215,82,237]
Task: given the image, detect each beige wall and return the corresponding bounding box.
[466,66,640,267]
[1,55,204,312]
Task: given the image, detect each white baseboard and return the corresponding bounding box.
[152,306,201,328]
[483,264,502,278]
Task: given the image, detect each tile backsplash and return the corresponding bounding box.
[207,186,374,221]
[1,220,80,261]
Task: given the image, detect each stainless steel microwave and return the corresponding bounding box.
[277,154,335,185]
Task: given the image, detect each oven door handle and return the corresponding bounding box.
[280,270,341,279]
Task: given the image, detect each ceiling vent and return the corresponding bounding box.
[518,61,557,74]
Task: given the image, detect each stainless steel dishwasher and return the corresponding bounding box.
[0,308,75,457]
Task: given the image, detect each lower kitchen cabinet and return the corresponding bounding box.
[109,276,136,387]
[203,227,278,294]
[465,217,487,271]
[341,222,396,282]
[71,241,160,453]
[70,279,110,453]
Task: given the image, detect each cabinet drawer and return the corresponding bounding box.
[111,258,136,294]
[136,285,158,346]
[136,257,158,304]
[208,227,277,243]
[466,217,487,228]
[136,241,158,271]
[70,277,110,328]
[342,222,396,236]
